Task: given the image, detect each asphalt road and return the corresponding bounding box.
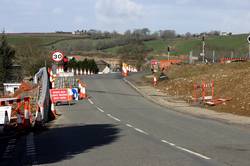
[1,73,250,166]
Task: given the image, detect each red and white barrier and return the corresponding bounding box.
[193,80,214,102]
[0,97,31,129]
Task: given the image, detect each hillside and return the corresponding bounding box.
[6,33,249,60]
[148,62,250,117]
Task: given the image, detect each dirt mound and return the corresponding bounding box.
[152,62,250,117]
[13,81,37,97]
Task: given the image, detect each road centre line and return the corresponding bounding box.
[175,146,211,160]
[91,100,209,160]
[88,99,94,105]
[161,139,210,160]
[107,114,121,122]
[126,124,133,128]
[134,128,149,135]
[96,106,104,113]
[161,139,175,146]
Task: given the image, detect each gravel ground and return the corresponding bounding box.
[124,72,250,126]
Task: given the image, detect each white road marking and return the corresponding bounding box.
[126,124,133,128]
[107,114,121,122]
[3,139,16,159]
[161,139,210,160]
[161,140,175,146]
[88,99,94,105]
[175,146,211,160]
[134,128,149,135]
[26,133,38,164]
[96,107,104,113]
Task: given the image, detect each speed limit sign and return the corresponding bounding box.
[247,35,250,44]
[51,51,64,62]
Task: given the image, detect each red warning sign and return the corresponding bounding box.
[50,89,71,103]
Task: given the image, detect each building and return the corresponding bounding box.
[3,83,21,95]
[96,60,111,74]
[1,65,23,96]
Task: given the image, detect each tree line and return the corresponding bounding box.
[0,33,16,86]
[73,28,226,40]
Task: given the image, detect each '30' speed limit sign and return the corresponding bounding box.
[51,51,64,62]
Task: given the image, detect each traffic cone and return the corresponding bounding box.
[16,109,22,129]
[124,69,128,77]
[3,110,10,131]
[34,106,43,128]
[23,102,31,129]
[80,86,86,99]
[51,102,56,117]
[153,76,157,87]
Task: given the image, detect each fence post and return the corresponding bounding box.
[193,83,197,102]
[202,81,205,102]
[212,80,214,100]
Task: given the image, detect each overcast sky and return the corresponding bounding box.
[0,0,250,34]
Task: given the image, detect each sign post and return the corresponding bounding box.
[167,46,170,61]
[247,35,250,59]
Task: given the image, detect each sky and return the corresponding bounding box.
[0,0,250,34]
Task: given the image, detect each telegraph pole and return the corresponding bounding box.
[202,35,205,63]
[212,50,215,63]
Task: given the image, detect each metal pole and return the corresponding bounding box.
[168,51,170,61]
[212,50,215,63]
[249,44,250,59]
[189,51,193,64]
[202,41,205,63]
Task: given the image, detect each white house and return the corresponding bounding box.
[3,83,21,95]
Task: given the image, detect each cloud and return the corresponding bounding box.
[52,7,63,15]
[95,0,143,24]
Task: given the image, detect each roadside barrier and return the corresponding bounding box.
[220,57,247,64]
[0,97,32,129]
[193,80,214,102]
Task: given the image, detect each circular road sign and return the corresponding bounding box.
[52,51,64,62]
[247,35,250,44]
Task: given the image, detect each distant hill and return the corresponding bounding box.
[6,33,250,60]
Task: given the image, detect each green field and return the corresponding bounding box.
[174,34,249,57]
[5,33,250,58]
